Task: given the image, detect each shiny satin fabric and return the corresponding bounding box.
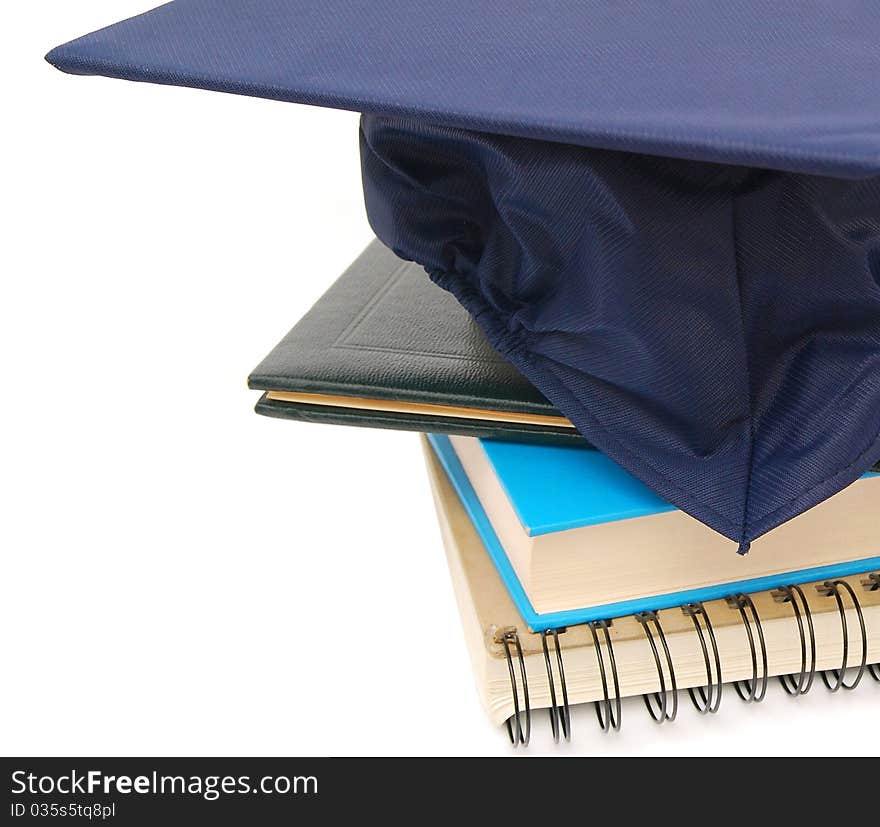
[45,0,880,549]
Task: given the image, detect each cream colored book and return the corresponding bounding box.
[422,436,880,733]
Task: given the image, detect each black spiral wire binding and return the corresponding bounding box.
[541,629,571,742]
[815,580,868,692]
[634,611,678,723]
[862,574,879,682]
[499,630,531,746]
[725,593,768,702]
[681,602,723,714]
[771,585,817,696]
[499,572,875,745]
[587,620,621,732]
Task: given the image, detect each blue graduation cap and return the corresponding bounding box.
[47,1,880,552]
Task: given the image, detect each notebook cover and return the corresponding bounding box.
[427,433,880,632]
[249,240,584,444]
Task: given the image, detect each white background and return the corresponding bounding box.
[2,1,876,757]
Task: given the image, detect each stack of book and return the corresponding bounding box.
[48,0,880,748]
[250,242,880,745]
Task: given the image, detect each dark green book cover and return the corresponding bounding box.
[249,241,585,444]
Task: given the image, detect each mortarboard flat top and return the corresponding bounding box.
[47,1,880,551]
[47,0,880,177]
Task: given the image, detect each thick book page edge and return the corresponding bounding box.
[449,435,880,615]
[428,433,880,631]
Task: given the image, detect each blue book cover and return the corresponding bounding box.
[475,438,675,536]
[427,433,880,632]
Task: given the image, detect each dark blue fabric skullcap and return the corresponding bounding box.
[47,1,880,552]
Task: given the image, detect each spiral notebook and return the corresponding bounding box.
[421,436,880,742]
